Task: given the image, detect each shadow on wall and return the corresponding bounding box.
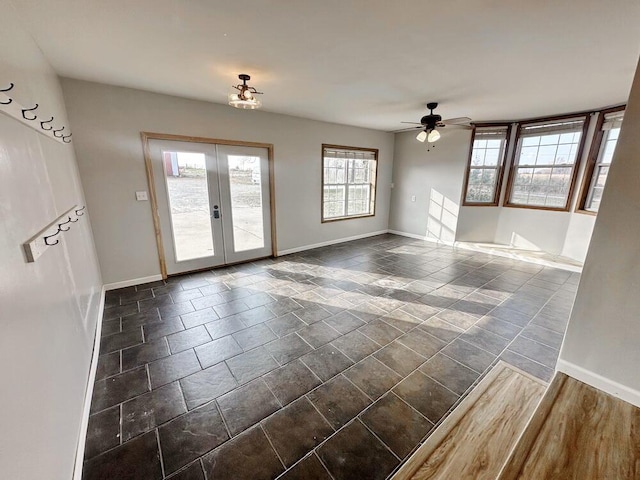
[509,233,542,251]
[426,189,459,243]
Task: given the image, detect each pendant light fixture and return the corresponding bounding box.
[228,74,263,109]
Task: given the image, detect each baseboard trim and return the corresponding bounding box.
[387,229,455,246]
[104,274,164,291]
[277,230,389,256]
[387,229,425,241]
[556,359,640,408]
[73,286,105,480]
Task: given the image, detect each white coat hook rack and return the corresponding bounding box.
[23,204,84,262]
[0,82,71,144]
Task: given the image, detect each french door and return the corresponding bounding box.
[148,139,272,275]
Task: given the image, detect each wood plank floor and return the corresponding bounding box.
[498,374,640,480]
[393,361,546,480]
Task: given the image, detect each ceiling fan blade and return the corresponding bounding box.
[441,124,473,130]
[400,121,422,125]
[441,116,472,125]
[391,126,422,133]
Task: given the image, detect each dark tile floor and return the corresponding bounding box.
[83,234,578,480]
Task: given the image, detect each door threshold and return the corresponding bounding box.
[165,255,274,279]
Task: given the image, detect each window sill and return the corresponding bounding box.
[461,202,500,207]
[503,203,570,212]
[321,213,375,223]
[574,208,598,216]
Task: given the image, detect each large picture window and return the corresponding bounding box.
[463,125,510,205]
[322,145,377,221]
[506,116,588,210]
[578,108,624,213]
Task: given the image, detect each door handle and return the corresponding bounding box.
[213,205,220,219]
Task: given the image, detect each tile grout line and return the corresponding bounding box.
[339,370,376,403]
[262,379,284,409]
[387,390,434,430]
[199,457,208,480]
[259,424,287,471]
[173,379,189,414]
[306,396,340,434]
[312,453,338,480]
[213,400,233,442]
[359,419,402,461]
[154,428,166,479]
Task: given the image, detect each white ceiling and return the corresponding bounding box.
[10,0,640,131]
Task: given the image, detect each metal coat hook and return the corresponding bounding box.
[58,217,74,231]
[53,126,65,138]
[62,133,72,143]
[40,117,54,130]
[0,83,13,105]
[69,215,79,223]
[43,229,61,246]
[21,104,39,120]
[75,206,86,216]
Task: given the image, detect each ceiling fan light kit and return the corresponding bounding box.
[228,74,263,109]
[427,129,441,142]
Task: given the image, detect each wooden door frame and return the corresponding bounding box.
[141,132,277,279]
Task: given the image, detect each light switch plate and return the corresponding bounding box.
[135,191,148,201]
[411,195,416,202]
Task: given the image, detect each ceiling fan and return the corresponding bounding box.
[397,102,473,143]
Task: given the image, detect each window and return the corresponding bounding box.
[578,108,624,213]
[463,125,511,205]
[506,116,588,210]
[322,145,377,221]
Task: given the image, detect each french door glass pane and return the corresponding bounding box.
[164,151,214,261]
[227,155,265,252]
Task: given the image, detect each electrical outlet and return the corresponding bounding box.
[135,191,149,201]
[411,195,416,202]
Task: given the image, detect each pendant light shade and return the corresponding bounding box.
[427,129,441,142]
[416,128,441,144]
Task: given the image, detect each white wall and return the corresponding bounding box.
[494,208,571,252]
[0,5,102,480]
[560,212,596,260]
[61,79,394,284]
[456,206,501,243]
[389,128,472,242]
[558,58,640,406]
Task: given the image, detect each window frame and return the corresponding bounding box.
[321,144,378,223]
[576,105,625,215]
[462,123,513,207]
[504,113,590,212]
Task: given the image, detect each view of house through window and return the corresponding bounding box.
[582,110,624,212]
[507,117,586,209]
[322,145,377,221]
[464,126,509,205]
